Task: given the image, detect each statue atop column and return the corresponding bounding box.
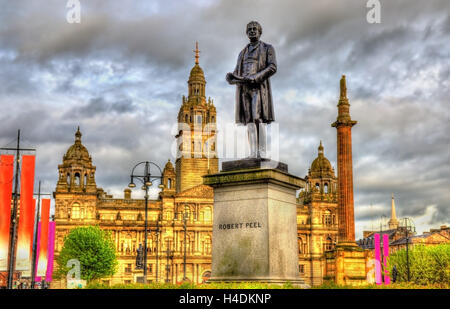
[226,21,277,158]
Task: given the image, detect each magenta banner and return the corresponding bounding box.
[374,233,382,285]
[383,233,390,284]
[46,222,55,282]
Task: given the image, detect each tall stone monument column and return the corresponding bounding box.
[204,162,306,285]
[326,75,368,286]
[331,75,357,244]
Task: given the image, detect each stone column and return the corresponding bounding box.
[331,75,357,243]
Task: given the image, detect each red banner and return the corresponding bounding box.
[37,199,50,277]
[16,155,36,271]
[0,155,14,271]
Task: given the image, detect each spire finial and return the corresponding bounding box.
[194,41,200,65]
[75,126,82,142]
[340,75,347,99]
[389,193,399,229]
[318,140,324,155]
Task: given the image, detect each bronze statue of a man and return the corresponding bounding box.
[226,21,277,158]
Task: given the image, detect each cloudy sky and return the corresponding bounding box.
[0,0,449,239]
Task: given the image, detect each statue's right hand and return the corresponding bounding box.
[226,73,233,84]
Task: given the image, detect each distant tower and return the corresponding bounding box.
[306,141,338,200]
[161,159,176,198]
[388,193,399,230]
[54,127,98,222]
[55,127,97,194]
[175,42,218,193]
[331,75,357,243]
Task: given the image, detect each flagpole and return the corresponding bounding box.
[7,130,21,289]
[30,181,41,289]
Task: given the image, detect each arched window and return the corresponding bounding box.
[71,203,80,219]
[67,173,70,185]
[323,210,332,226]
[167,178,172,189]
[324,183,328,193]
[298,237,304,254]
[325,236,333,251]
[74,173,81,186]
[185,114,188,123]
[84,174,88,188]
[212,116,215,123]
[315,183,320,191]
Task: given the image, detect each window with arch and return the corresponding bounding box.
[71,203,80,219]
[84,174,88,188]
[167,178,172,189]
[323,210,332,226]
[67,173,70,185]
[324,183,328,193]
[324,236,333,251]
[74,173,81,186]
[211,116,215,123]
[315,183,320,191]
[196,114,202,124]
[298,237,307,254]
[185,114,188,123]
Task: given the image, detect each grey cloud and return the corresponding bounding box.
[0,0,449,235]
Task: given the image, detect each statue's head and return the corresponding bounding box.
[246,21,262,42]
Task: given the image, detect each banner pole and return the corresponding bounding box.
[30,181,41,289]
[7,130,21,289]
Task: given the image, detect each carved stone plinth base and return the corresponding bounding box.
[203,164,308,288]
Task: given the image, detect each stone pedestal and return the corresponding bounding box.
[324,241,369,286]
[203,159,307,286]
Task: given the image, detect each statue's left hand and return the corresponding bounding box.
[244,75,257,84]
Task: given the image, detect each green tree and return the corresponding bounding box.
[388,244,450,286]
[56,226,118,282]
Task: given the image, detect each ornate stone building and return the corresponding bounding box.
[53,47,217,287]
[296,141,339,285]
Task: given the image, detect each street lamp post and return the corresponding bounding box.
[404,218,410,282]
[128,161,164,284]
[155,212,161,283]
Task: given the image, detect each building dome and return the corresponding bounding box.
[309,141,334,175]
[163,159,174,172]
[64,127,91,162]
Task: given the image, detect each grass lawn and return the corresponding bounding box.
[85,281,449,289]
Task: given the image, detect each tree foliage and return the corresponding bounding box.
[387,244,450,285]
[56,226,117,282]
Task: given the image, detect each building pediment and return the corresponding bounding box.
[176,184,213,198]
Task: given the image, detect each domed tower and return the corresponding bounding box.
[54,127,98,222]
[175,42,218,193]
[298,141,339,285]
[56,127,97,193]
[305,141,338,202]
[161,159,176,198]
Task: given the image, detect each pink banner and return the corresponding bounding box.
[383,234,390,284]
[0,155,14,271]
[374,233,382,285]
[46,222,55,282]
